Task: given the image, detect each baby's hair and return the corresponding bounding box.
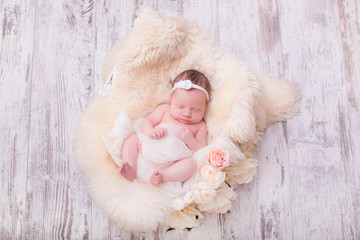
[172,69,211,98]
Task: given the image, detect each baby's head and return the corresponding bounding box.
[169,70,211,124]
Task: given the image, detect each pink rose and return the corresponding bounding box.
[207,148,230,170]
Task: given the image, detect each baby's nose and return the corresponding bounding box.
[183,109,191,117]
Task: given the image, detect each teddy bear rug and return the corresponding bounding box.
[74,7,300,232]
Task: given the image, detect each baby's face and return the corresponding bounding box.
[169,89,207,124]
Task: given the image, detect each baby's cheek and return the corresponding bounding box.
[195,113,204,120]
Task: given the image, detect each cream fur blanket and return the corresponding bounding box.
[75,7,300,232]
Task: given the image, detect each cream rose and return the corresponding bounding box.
[191,182,217,204]
[197,184,237,213]
[166,206,203,229]
[226,157,257,187]
[199,163,226,188]
[207,148,231,170]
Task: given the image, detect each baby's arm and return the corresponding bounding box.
[141,104,168,139]
[176,122,207,151]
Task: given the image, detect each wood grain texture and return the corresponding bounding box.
[0,0,359,239]
[0,0,35,239]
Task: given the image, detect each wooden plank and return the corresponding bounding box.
[22,0,96,238]
[279,0,358,239]
[337,0,360,238]
[0,0,35,238]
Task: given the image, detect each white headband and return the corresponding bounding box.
[171,80,209,101]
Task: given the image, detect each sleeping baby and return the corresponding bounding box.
[119,69,211,186]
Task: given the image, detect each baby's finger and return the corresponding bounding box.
[155,130,162,139]
[154,129,162,139]
[157,131,163,138]
[157,128,166,138]
[161,128,168,137]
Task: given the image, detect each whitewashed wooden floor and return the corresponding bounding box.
[1,0,359,239]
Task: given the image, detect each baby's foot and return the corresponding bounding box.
[150,171,163,186]
[119,162,136,181]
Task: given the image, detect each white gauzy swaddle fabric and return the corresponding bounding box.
[102,111,198,198]
[137,122,193,171]
[102,111,134,166]
[136,121,196,197]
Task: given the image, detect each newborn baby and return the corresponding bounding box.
[119,69,211,186]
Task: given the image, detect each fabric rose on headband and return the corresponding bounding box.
[207,148,230,171]
[171,79,209,101]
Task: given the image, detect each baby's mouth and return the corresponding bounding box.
[179,118,192,124]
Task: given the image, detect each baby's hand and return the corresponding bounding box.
[150,127,168,139]
[176,127,194,145]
